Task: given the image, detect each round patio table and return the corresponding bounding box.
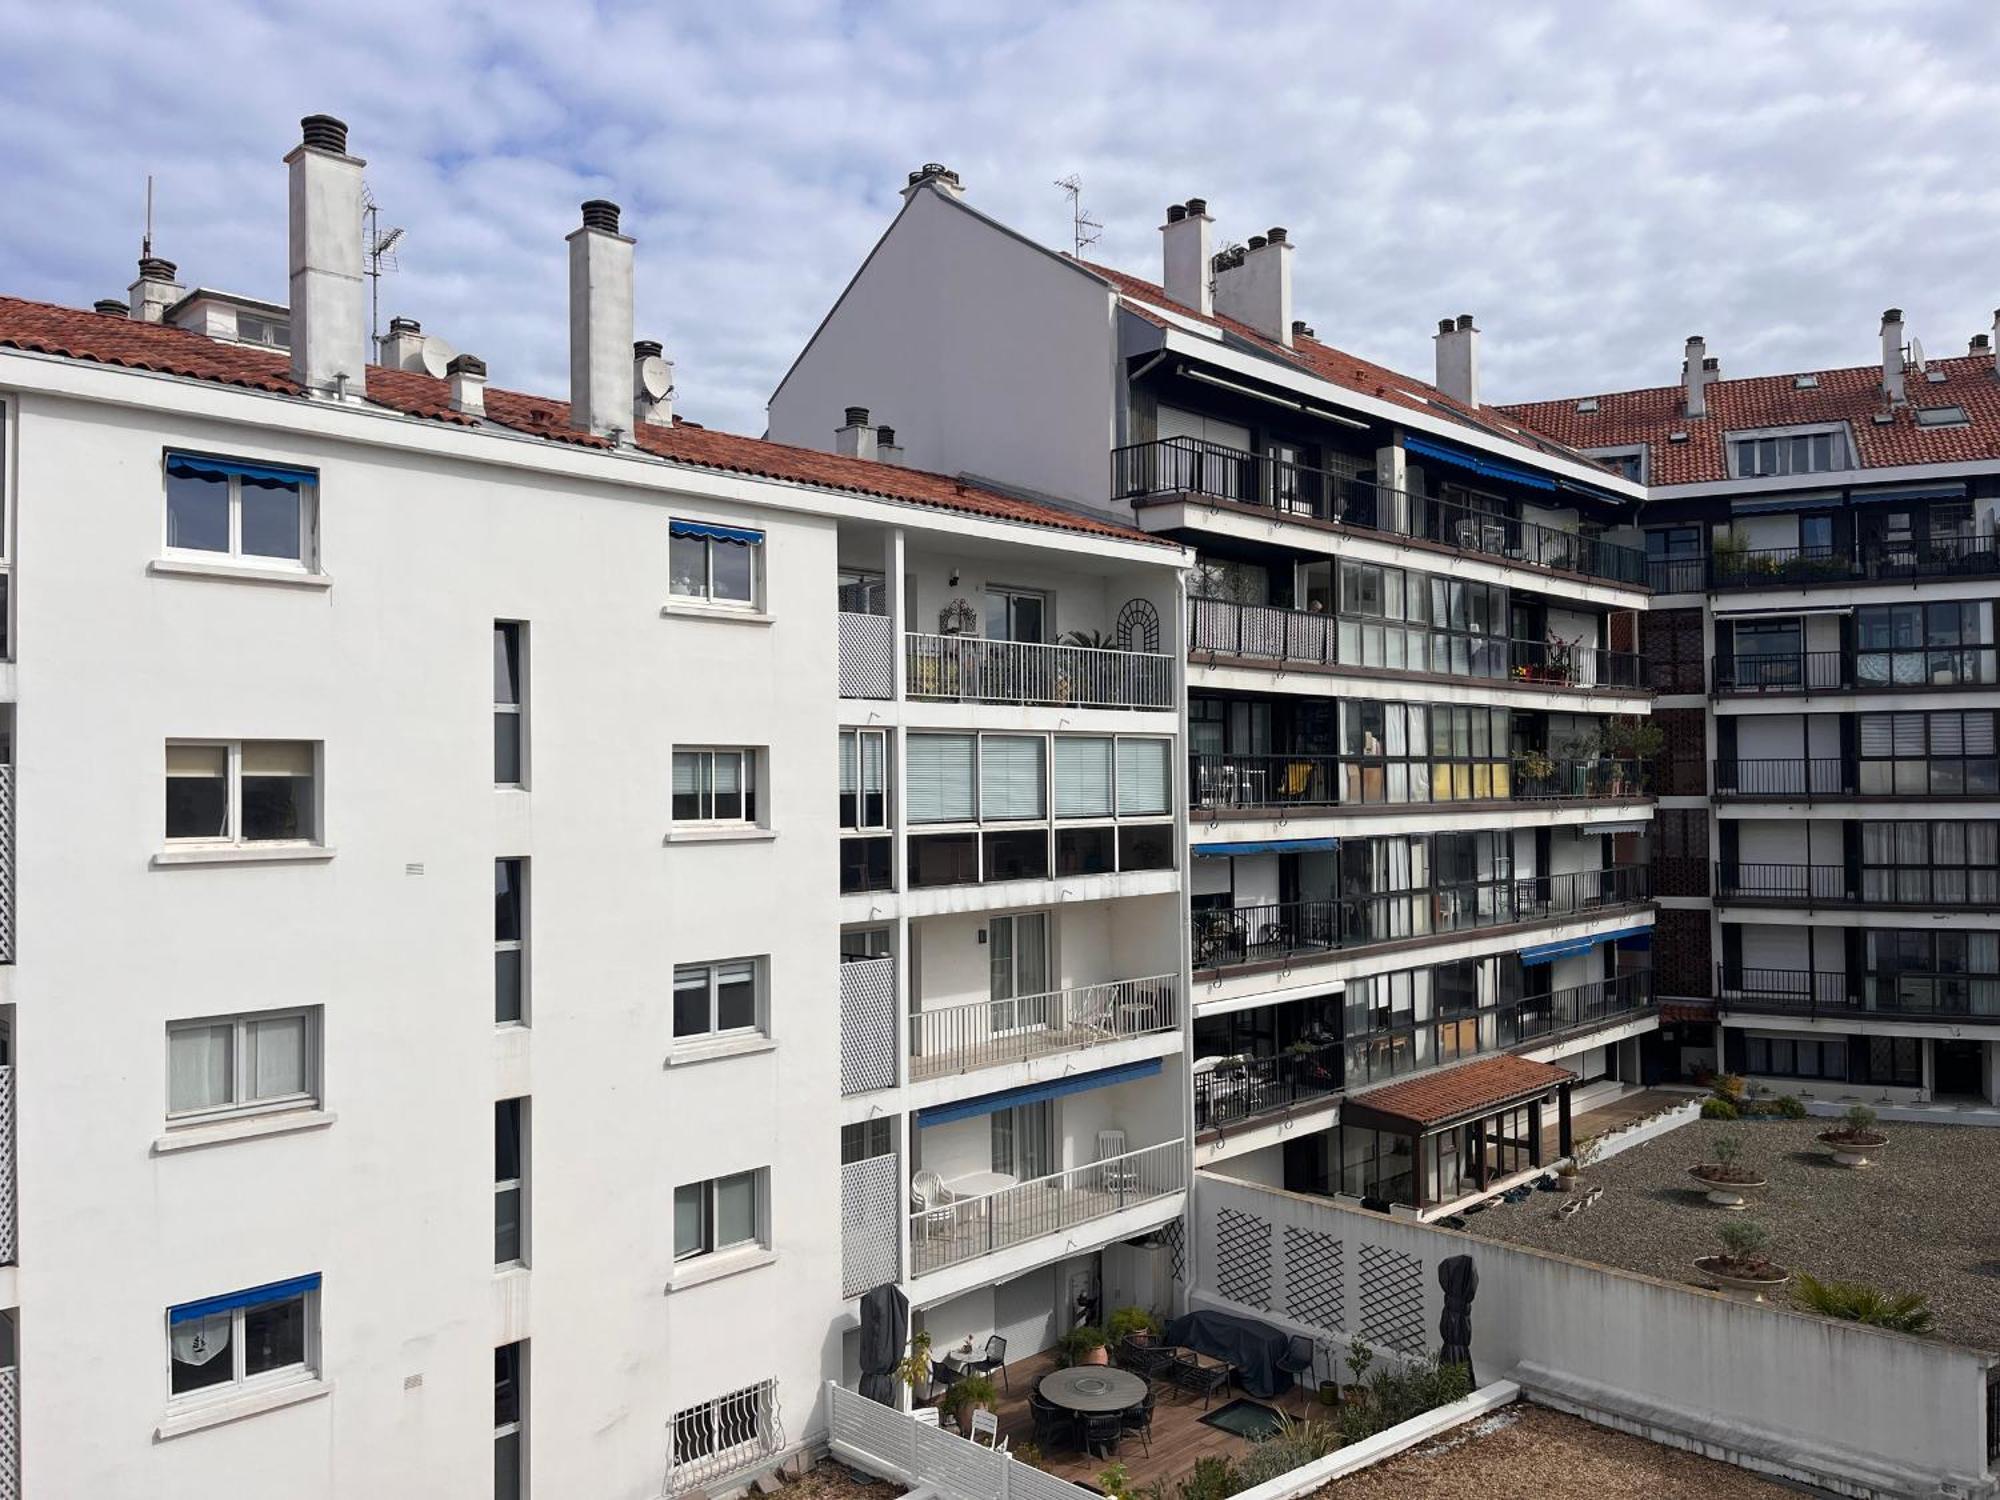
[1037,1366,1147,1413]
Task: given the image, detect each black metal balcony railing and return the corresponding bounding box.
[1714,862,1852,904]
[1714,646,2000,694]
[1665,535,2000,593]
[1511,757,1652,800]
[1719,964,2000,1022]
[1646,556,1708,594]
[1716,862,2000,909]
[1113,437,1648,588]
[1511,969,1656,1043]
[1193,1042,1343,1130]
[1710,757,1852,798]
[1717,965,1854,1015]
[1192,866,1650,971]
[1190,752,1651,812]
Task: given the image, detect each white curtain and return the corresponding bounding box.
[168,1023,232,1113]
[247,1015,306,1101]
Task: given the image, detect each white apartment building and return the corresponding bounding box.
[0,116,1193,1498]
[771,170,1659,1220]
[1507,314,2000,1107]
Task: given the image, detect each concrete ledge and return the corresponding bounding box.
[1588,1097,1701,1163]
[1227,1380,1522,1500]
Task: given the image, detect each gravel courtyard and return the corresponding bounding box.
[1466,1116,2000,1351]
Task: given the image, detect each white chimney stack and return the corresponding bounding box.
[286,115,368,398]
[378,315,427,371]
[1161,199,1213,316]
[569,200,635,442]
[447,353,486,418]
[1682,334,1717,419]
[1214,227,1294,347]
[1433,313,1480,407]
[632,340,674,429]
[1881,307,1906,405]
[127,255,183,323]
[835,406,878,461]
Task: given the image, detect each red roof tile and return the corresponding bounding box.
[0,295,1170,549]
[1345,1054,1573,1130]
[1498,355,2000,486]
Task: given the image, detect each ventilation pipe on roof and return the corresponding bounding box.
[1161,199,1213,317]
[1434,313,1480,408]
[1681,335,1717,419]
[286,115,368,397]
[875,425,905,466]
[447,353,486,418]
[632,339,674,429]
[835,406,878,461]
[568,200,635,442]
[902,163,964,201]
[1214,226,1294,347]
[127,256,182,324]
[1881,308,1906,405]
[95,298,131,317]
[1990,310,2000,377]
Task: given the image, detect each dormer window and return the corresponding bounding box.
[1586,446,1645,483]
[1915,405,1969,428]
[1729,426,1849,478]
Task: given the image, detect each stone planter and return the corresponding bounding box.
[1694,1255,1790,1304]
[1819,1130,1887,1168]
[1687,1165,1768,1209]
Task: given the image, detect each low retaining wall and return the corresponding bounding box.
[1586,1097,1699,1162]
[1227,1380,1519,1500]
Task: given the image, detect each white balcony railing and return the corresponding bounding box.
[910,1139,1187,1276]
[906,633,1175,710]
[839,611,895,700]
[910,975,1178,1081]
[840,957,899,1095]
[841,1153,901,1299]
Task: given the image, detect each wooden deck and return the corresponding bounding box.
[975,1349,1319,1489]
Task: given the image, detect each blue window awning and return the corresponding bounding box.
[170,1273,321,1325]
[1852,483,1967,506]
[1193,838,1337,858]
[1732,496,1841,516]
[915,1059,1162,1129]
[166,451,315,487]
[1403,434,1557,492]
[1519,923,1653,965]
[669,519,764,545]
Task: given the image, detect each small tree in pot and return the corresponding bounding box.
[1820,1104,1888,1168]
[1695,1219,1790,1304]
[942,1372,998,1435]
[1689,1134,1768,1209]
[1057,1325,1109,1367]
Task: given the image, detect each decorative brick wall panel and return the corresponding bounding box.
[1654,907,1714,999]
[1644,608,1708,694]
[1655,707,1709,795]
[1651,809,1711,897]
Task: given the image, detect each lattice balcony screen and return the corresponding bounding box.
[839,958,897,1095]
[839,613,895,700]
[841,1153,900,1298]
[1357,1243,1426,1355]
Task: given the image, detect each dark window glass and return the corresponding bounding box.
[166,748,228,839]
[716,966,757,1032]
[495,1343,523,1428]
[169,1319,236,1394]
[495,1099,523,1264]
[839,836,893,894]
[1117,823,1174,871]
[496,950,523,1025]
[1056,826,1116,875]
[908,832,978,888]
[982,829,1049,882]
[166,467,229,552]
[495,860,523,942]
[239,476,303,560]
[673,972,710,1038]
[242,1293,307,1377]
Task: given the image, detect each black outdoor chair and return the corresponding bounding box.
[1116,1335,1171,1378]
[1030,1391,1076,1451]
[1275,1335,1316,1400]
[1169,1349,1231,1409]
[1082,1411,1124,1458]
[1119,1388,1155,1455]
[965,1335,1009,1392]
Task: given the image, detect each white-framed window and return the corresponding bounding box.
[673,1170,766,1261]
[167,1274,319,1405]
[495,1342,527,1500]
[496,857,527,1025]
[1728,426,1850,479]
[672,748,760,825]
[669,520,763,607]
[165,739,319,845]
[839,729,889,831]
[494,622,527,786]
[163,451,318,569]
[1585,446,1646,484]
[496,1097,527,1267]
[673,958,764,1042]
[167,1007,320,1124]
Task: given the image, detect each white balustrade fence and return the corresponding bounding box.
[827,1382,1093,1500]
[666,1378,783,1496]
[910,974,1177,1080]
[906,633,1175,710]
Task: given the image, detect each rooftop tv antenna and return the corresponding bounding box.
[1055,174,1101,258]
[362,183,406,345]
[143,174,155,257]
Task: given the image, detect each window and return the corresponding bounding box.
[1729,428,1848,478]
[1858,710,1999,796]
[164,452,316,568]
[1338,701,1510,804]
[1916,405,1970,428]
[496,859,527,1025]
[1864,929,2000,1017]
[1588,448,1645,483]
[841,1117,893,1165]
[1115,738,1171,815]
[494,622,526,786]
[235,312,290,349]
[168,1275,318,1404]
[907,734,976,823]
[673,959,763,1042]
[496,1098,526,1267]
[167,1008,319,1123]
[1856,600,1995,687]
[668,520,762,606]
[990,1100,1053,1177]
[672,749,759,825]
[839,730,888,830]
[1336,561,1508,680]
[980,736,1046,820]
[673,1170,765,1261]
[1863,821,2000,905]
[495,1342,527,1500]
[165,740,318,845]
[1744,1032,1848,1081]
[670,1381,781,1493]
[986,587,1047,643]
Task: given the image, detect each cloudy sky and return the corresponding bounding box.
[2,1,1994,435]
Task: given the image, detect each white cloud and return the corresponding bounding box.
[1,0,1993,434]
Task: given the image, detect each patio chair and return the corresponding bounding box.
[1169,1349,1230,1410]
[1096,1130,1138,1194]
[971,1409,1000,1448]
[1119,1388,1154,1455]
[1116,1335,1170,1379]
[1030,1391,1076,1451]
[910,1171,952,1241]
[913,1406,940,1428]
[1082,1412,1124,1459]
[1276,1334,1316,1395]
[965,1335,1009,1393]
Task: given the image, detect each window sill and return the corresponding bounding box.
[665,1035,776,1069]
[663,827,777,846]
[155,1377,332,1441]
[152,845,336,868]
[665,1246,777,1295]
[153,1109,336,1155]
[660,602,773,626]
[149,558,332,590]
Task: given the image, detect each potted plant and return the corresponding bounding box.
[1819,1104,1888,1168]
[1096,1462,1133,1500]
[1695,1219,1790,1304]
[943,1372,998,1435]
[1341,1336,1374,1406]
[1106,1306,1161,1348]
[1557,1132,1600,1187]
[894,1330,935,1406]
[1513,748,1556,783]
[1688,1134,1767,1209]
[1057,1325,1109,1367]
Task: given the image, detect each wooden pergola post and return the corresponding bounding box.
[1558,1082,1574,1159]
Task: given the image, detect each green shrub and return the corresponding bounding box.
[1711,1134,1742,1165]
[1337,1356,1473,1444]
[1175,1455,1241,1500]
[1842,1104,1880,1135]
[1701,1097,1738,1120]
[1106,1306,1162,1344]
[1234,1416,1341,1488]
[1772,1095,1808,1119]
[1711,1073,1746,1102]
[942,1373,996,1413]
[1794,1273,1934,1334]
[1096,1462,1132,1500]
[1055,1325,1106,1366]
[1716,1219,1770,1262]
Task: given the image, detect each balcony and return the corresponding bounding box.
[906,632,1174,710]
[909,1138,1186,1276]
[1112,437,1647,588]
[1193,1042,1341,1131]
[1714,647,2000,697]
[1191,865,1652,973]
[1711,536,2000,592]
[1711,758,1851,799]
[1713,757,2000,801]
[1719,965,2000,1023]
[1716,862,2000,912]
[909,975,1178,1082]
[1189,752,1651,814]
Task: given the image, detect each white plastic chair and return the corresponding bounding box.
[911,1171,952,1241]
[1096,1129,1137,1194]
[913,1406,941,1428]
[970,1409,1000,1447]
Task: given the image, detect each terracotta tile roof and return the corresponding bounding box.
[1072,260,1620,482]
[1497,355,2000,487]
[0,294,1170,549]
[1345,1054,1573,1131]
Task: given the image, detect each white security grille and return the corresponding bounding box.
[839,613,896,699]
[0,765,15,964]
[841,1153,900,1298]
[0,1068,15,1267]
[840,957,898,1095]
[667,1378,782,1496]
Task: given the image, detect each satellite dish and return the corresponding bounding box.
[419,336,457,379]
[1907,337,1926,373]
[638,354,674,401]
